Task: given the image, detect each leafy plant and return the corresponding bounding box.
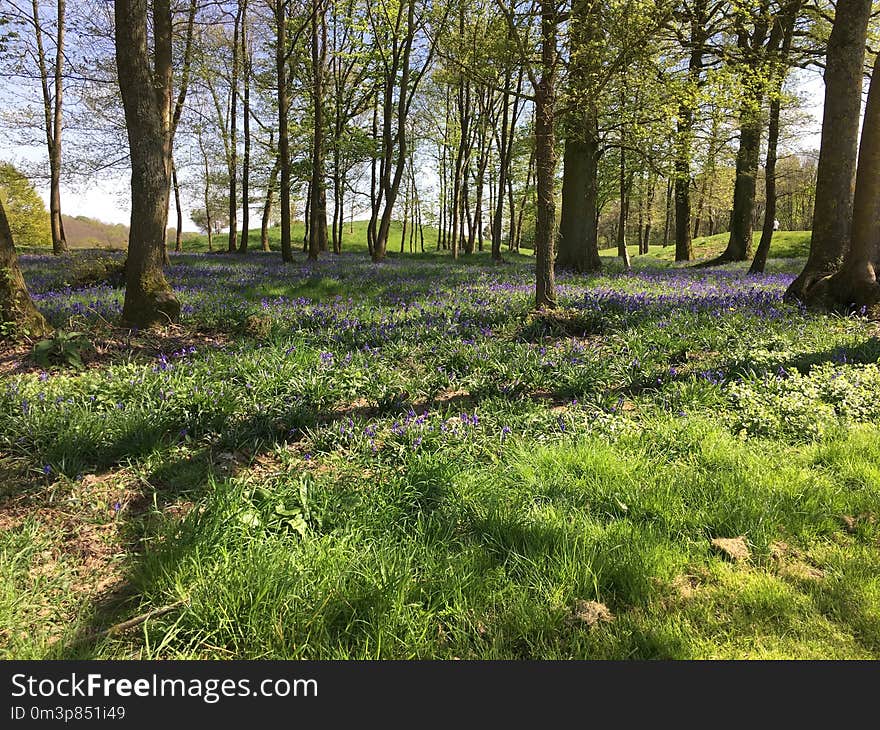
[32,330,91,369]
[238,477,314,538]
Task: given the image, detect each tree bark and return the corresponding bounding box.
[673,0,708,263]
[811,52,880,314]
[720,104,763,261]
[114,0,180,328]
[616,147,631,269]
[276,0,293,263]
[558,119,601,272]
[262,155,280,252]
[32,0,68,255]
[227,4,242,253]
[239,0,251,253]
[533,0,557,309]
[786,0,872,300]
[172,158,183,252]
[749,96,780,274]
[308,0,328,261]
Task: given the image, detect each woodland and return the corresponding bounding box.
[0,0,878,659]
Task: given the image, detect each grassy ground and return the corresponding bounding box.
[599,230,812,265]
[2,229,879,659]
[179,219,438,255]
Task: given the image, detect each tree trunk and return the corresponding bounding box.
[199,131,213,251]
[32,0,69,255]
[227,4,241,253]
[558,120,601,272]
[672,13,708,261]
[239,0,251,253]
[115,0,180,328]
[0,197,51,338]
[786,0,872,300]
[750,96,782,274]
[308,0,328,262]
[643,173,656,252]
[662,176,672,247]
[716,105,762,262]
[276,0,292,263]
[533,0,557,309]
[617,150,631,270]
[172,158,183,252]
[262,155,280,252]
[811,52,880,314]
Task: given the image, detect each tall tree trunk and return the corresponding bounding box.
[643,173,656,252]
[239,0,251,253]
[0,197,51,337]
[717,101,763,262]
[751,87,784,274]
[199,130,214,251]
[367,96,378,256]
[33,0,68,255]
[308,0,328,261]
[558,117,601,272]
[115,0,180,327]
[450,79,469,260]
[172,158,183,252]
[533,0,557,309]
[663,176,672,247]
[673,0,708,263]
[262,154,280,252]
[786,0,872,300]
[616,148,631,269]
[811,51,880,313]
[276,0,292,262]
[373,0,431,261]
[303,180,311,253]
[227,5,241,252]
[491,82,510,262]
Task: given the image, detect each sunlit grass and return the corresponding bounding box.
[2,243,878,659]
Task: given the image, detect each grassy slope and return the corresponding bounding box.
[181,219,440,255]
[3,235,879,660]
[599,230,812,264]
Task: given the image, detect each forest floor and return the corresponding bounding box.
[2,232,879,659]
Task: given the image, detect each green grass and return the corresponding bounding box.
[599,230,812,265]
[2,237,879,660]
[181,219,443,255]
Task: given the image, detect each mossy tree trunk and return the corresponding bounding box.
[0,196,51,338]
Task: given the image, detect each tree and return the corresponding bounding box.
[367,0,444,262]
[557,0,602,273]
[806,48,880,313]
[533,0,558,307]
[276,0,294,263]
[0,195,51,338]
[308,0,329,260]
[238,0,252,254]
[672,0,718,263]
[0,163,52,248]
[24,0,69,255]
[749,0,801,275]
[114,0,181,327]
[785,0,873,300]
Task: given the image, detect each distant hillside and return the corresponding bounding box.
[62,215,129,250]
